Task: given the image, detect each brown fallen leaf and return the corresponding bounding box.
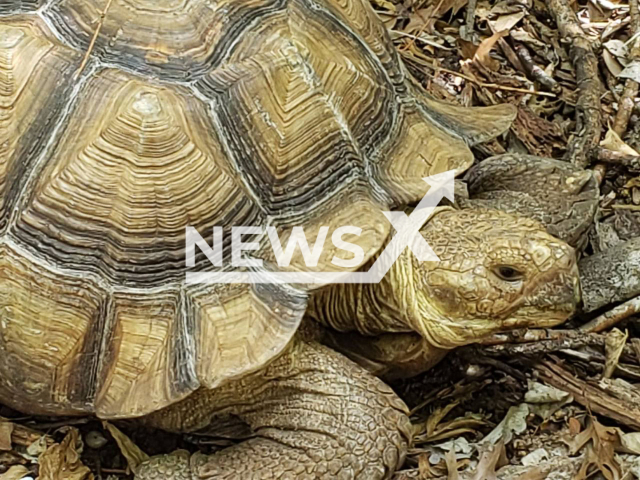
[603,328,628,378]
[445,448,460,480]
[370,0,396,13]
[418,452,432,479]
[0,422,13,451]
[0,465,30,480]
[600,128,640,156]
[489,11,525,33]
[602,48,624,76]
[103,421,149,473]
[469,441,504,480]
[38,428,92,480]
[566,417,622,480]
[513,468,546,480]
[473,30,507,71]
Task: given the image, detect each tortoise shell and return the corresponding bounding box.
[0,0,514,418]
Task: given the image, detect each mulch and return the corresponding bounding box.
[2,0,640,479]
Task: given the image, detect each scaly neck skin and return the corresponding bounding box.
[307,250,421,336]
[307,251,453,378]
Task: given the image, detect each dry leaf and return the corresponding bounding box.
[418,452,432,478]
[473,30,507,70]
[405,8,435,34]
[604,39,629,59]
[0,465,30,480]
[481,404,529,445]
[513,468,546,480]
[619,61,640,83]
[0,422,13,451]
[600,128,640,156]
[489,11,525,33]
[567,418,622,480]
[619,431,640,455]
[625,177,640,189]
[27,435,49,457]
[445,448,460,480]
[602,49,624,76]
[603,328,628,378]
[38,428,92,480]
[103,422,149,472]
[425,402,459,437]
[569,417,582,436]
[469,442,504,480]
[521,448,549,466]
[370,0,396,13]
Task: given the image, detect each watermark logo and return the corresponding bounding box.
[185,170,454,284]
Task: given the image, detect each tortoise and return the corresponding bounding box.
[0,1,581,479]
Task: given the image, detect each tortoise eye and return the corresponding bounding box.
[494,266,524,282]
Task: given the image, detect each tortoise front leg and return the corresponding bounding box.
[136,339,412,480]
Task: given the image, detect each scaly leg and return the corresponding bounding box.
[136,339,412,480]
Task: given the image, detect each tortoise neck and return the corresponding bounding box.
[307,257,412,336]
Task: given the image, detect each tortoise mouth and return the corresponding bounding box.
[499,304,575,331]
[416,299,577,349]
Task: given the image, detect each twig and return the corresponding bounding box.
[436,65,557,97]
[479,330,606,357]
[75,0,114,79]
[462,0,478,41]
[632,338,640,363]
[477,331,640,365]
[399,0,444,52]
[580,297,640,333]
[498,38,527,74]
[595,148,640,172]
[612,81,639,138]
[546,0,602,168]
[631,0,640,32]
[611,0,640,140]
[535,358,640,430]
[514,43,561,93]
[391,30,454,50]
[611,204,640,211]
[478,328,579,346]
[26,417,91,430]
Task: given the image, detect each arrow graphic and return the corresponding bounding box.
[186,170,455,285]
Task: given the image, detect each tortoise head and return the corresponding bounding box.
[401,208,580,349]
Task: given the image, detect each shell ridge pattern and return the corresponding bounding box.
[6,61,93,233]
[0,2,44,15]
[189,85,271,220]
[42,0,290,81]
[296,50,395,206]
[177,287,198,383]
[4,37,95,237]
[0,236,112,292]
[412,96,468,145]
[289,0,403,204]
[36,7,78,51]
[300,0,405,88]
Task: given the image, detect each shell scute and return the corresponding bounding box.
[0,16,80,233]
[0,242,107,415]
[13,68,264,286]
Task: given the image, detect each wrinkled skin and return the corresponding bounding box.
[462,154,599,248]
[579,237,640,313]
[316,207,580,380]
[415,209,579,344]
[138,207,580,480]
